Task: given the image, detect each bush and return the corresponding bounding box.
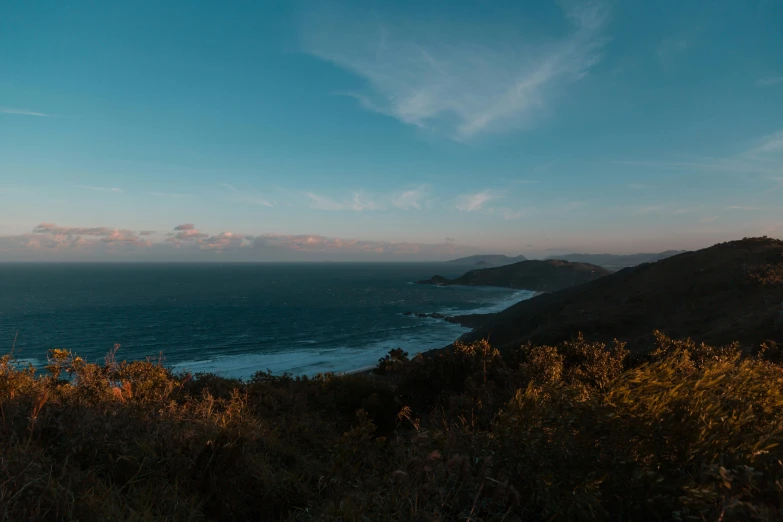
[2,333,783,520]
[746,263,783,286]
[374,348,410,375]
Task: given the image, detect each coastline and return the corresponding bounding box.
[347,288,545,372]
[183,286,541,378]
[174,287,537,379]
[8,277,539,381]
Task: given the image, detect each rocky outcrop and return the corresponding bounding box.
[414,275,451,286]
[402,311,447,319]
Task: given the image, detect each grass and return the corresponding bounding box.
[1,332,783,521]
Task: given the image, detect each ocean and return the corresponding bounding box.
[0,263,533,379]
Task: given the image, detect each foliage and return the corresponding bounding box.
[374,348,410,375]
[2,333,783,520]
[746,263,783,286]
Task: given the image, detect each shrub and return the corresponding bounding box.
[2,334,783,520]
[746,263,783,286]
[374,348,410,375]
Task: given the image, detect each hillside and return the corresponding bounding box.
[445,254,527,266]
[418,259,610,292]
[545,250,686,269]
[455,237,783,351]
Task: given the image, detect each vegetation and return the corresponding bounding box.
[375,347,409,375]
[2,333,783,521]
[747,263,783,286]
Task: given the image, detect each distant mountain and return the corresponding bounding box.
[446,254,527,267]
[453,238,783,352]
[417,259,609,292]
[544,250,686,270]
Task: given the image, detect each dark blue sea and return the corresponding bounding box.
[0,263,533,378]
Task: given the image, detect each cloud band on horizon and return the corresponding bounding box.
[0,222,481,261]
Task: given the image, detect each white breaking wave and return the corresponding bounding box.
[173,288,534,379]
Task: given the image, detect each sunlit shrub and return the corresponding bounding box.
[2,333,783,520]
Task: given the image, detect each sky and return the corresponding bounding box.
[1,0,782,261]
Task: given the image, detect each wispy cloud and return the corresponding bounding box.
[253,233,467,257]
[728,206,763,211]
[301,3,610,140]
[760,177,783,194]
[751,130,783,155]
[222,183,274,207]
[484,197,584,221]
[307,191,380,211]
[456,190,499,212]
[553,200,587,213]
[391,185,428,210]
[633,204,695,216]
[152,192,194,198]
[0,108,51,117]
[656,35,693,63]
[307,192,347,211]
[497,208,528,220]
[307,186,431,212]
[500,178,540,185]
[614,128,783,178]
[634,205,666,215]
[612,159,780,175]
[0,186,27,194]
[757,76,783,87]
[500,161,556,184]
[76,185,123,193]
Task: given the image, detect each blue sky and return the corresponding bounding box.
[1,0,782,261]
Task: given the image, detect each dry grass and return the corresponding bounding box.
[2,333,783,520]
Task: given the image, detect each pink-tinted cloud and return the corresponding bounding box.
[197,232,249,250]
[2,223,153,254]
[17,223,469,258]
[174,229,210,240]
[0,222,480,260]
[33,223,118,236]
[100,229,152,246]
[165,224,212,242]
[251,233,465,257]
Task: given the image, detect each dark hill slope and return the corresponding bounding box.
[457,238,783,352]
[418,259,609,292]
[545,250,686,270]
